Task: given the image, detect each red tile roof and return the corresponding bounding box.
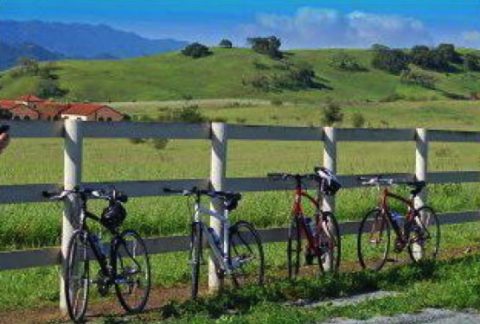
[62,103,109,116]
[35,101,72,117]
[16,94,45,103]
[0,100,20,110]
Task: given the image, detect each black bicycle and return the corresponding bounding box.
[43,187,151,323]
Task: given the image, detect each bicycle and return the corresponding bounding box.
[43,187,151,322]
[163,187,264,298]
[267,167,342,279]
[357,176,440,271]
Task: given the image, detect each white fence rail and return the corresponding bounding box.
[2,120,480,310]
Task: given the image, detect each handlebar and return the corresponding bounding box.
[163,187,241,201]
[267,173,318,181]
[42,187,128,203]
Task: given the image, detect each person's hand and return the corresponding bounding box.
[0,132,10,154]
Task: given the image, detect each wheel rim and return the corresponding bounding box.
[229,223,264,287]
[409,207,440,262]
[115,232,150,312]
[287,218,301,279]
[288,218,323,279]
[66,232,89,321]
[358,210,390,271]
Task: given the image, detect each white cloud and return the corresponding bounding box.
[239,7,433,49]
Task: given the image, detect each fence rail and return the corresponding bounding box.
[2,120,480,310]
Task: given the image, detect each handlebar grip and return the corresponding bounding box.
[267,173,285,180]
[163,188,184,194]
[42,191,56,198]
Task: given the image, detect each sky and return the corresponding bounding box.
[2,0,480,49]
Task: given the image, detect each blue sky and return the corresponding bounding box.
[3,0,480,48]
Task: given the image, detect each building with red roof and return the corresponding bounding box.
[61,103,124,121]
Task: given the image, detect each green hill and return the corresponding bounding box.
[1,47,479,103]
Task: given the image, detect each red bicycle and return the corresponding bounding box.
[268,167,341,279]
[357,176,440,271]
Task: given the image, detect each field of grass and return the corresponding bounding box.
[1,98,480,317]
[1,48,480,103]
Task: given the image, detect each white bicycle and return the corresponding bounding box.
[164,187,264,298]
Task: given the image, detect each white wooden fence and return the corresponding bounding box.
[1,120,480,311]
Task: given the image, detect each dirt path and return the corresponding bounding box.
[0,284,193,324]
[1,245,477,323]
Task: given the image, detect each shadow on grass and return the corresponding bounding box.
[100,253,480,322]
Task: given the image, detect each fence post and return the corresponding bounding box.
[209,122,227,293]
[415,128,428,208]
[60,119,83,312]
[323,127,337,213]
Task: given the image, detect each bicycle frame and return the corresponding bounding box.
[378,187,416,243]
[192,200,234,274]
[292,182,324,255]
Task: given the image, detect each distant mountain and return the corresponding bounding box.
[0,20,188,60]
[0,41,63,70]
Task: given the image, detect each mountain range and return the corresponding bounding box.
[0,20,189,69]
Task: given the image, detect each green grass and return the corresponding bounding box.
[1,48,479,102]
[1,98,480,314]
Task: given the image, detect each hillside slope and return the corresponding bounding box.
[1,48,479,102]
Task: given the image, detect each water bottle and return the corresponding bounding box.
[391,211,404,231]
[92,234,106,256]
[208,227,222,250]
[305,217,317,237]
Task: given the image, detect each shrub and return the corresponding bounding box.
[219,39,233,48]
[321,100,343,126]
[271,62,316,90]
[329,52,366,71]
[171,105,207,123]
[352,113,365,128]
[270,99,283,106]
[247,36,283,59]
[152,138,169,150]
[245,74,270,91]
[400,69,437,89]
[181,43,211,58]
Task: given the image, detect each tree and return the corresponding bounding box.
[321,100,343,126]
[371,48,410,74]
[247,36,283,59]
[329,52,365,71]
[464,53,480,71]
[410,45,432,68]
[16,57,39,75]
[181,43,211,58]
[436,43,462,64]
[219,39,233,48]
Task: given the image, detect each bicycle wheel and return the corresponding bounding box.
[191,222,203,299]
[357,209,391,271]
[229,221,265,288]
[114,230,151,313]
[287,217,323,279]
[318,212,341,273]
[65,230,90,323]
[408,206,440,262]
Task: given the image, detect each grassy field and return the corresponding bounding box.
[1,98,480,317]
[1,48,480,102]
